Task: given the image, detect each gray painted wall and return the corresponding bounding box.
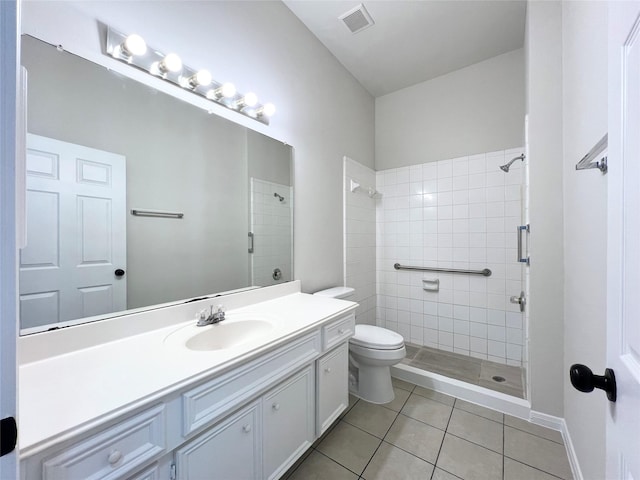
[526,0,565,417]
[562,2,607,477]
[375,48,525,170]
[247,130,292,187]
[22,0,375,295]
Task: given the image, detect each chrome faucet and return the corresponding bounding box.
[196,304,226,326]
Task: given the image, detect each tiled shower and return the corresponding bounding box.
[344,158,377,326]
[250,178,293,287]
[344,148,527,370]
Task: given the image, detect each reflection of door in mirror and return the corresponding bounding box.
[20,134,126,331]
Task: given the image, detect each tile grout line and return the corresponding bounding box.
[313,449,363,478]
[429,396,457,479]
[356,387,414,478]
[296,398,363,478]
[444,429,505,456]
[503,453,568,480]
[503,422,565,445]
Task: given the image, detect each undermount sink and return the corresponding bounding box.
[164,313,276,352]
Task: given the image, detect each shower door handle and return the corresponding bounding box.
[248,232,254,254]
[517,224,530,265]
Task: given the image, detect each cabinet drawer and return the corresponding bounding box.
[182,331,320,436]
[42,405,165,480]
[322,314,354,351]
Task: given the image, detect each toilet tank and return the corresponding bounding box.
[313,286,355,301]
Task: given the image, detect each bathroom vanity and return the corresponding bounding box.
[18,282,356,480]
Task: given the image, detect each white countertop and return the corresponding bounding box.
[18,286,356,456]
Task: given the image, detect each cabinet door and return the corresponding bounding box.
[317,343,349,436]
[262,366,315,480]
[175,400,261,480]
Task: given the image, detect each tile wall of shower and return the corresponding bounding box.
[344,158,377,326]
[375,148,526,366]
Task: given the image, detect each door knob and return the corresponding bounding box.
[569,364,616,402]
[0,417,17,457]
[114,268,125,277]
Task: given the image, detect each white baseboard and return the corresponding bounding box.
[530,411,583,480]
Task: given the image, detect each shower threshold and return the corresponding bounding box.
[401,343,525,399]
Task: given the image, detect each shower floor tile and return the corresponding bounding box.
[401,344,526,399]
[283,383,573,480]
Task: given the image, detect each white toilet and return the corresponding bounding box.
[313,287,406,404]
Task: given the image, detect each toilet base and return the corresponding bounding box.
[349,363,396,404]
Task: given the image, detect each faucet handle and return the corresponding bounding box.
[211,304,226,323]
[196,309,208,326]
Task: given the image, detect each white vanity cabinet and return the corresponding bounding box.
[20,307,356,480]
[175,365,315,480]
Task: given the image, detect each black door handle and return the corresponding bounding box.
[114,268,125,277]
[569,364,616,402]
[0,417,17,456]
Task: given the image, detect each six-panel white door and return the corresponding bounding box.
[19,134,126,330]
[607,2,640,479]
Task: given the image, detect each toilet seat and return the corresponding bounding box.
[349,325,404,350]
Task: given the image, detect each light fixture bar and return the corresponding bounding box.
[106,26,275,125]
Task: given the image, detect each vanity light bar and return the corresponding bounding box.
[106,27,275,125]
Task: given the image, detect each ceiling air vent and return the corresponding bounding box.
[339,4,375,34]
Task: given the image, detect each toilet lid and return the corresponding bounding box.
[350,325,405,350]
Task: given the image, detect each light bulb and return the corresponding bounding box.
[207,82,237,100]
[236,92,258,109]
[159,53,182,73]
[188,69,212,88]
[258,103,276,117]
[122,34,147,57]
[244,92,258,107]
[219,82,236,98]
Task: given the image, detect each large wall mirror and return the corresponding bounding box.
[19,35,293,335]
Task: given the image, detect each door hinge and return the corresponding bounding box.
[0,417,17,457]
[170,463,176,480]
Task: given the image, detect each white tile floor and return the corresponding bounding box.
[284,378,572,480]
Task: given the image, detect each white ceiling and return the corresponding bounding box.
[283,0,526,97]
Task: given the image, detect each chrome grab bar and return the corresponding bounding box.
[131,209,183,219]
[394,263,491,277]
[517,224,530,265]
